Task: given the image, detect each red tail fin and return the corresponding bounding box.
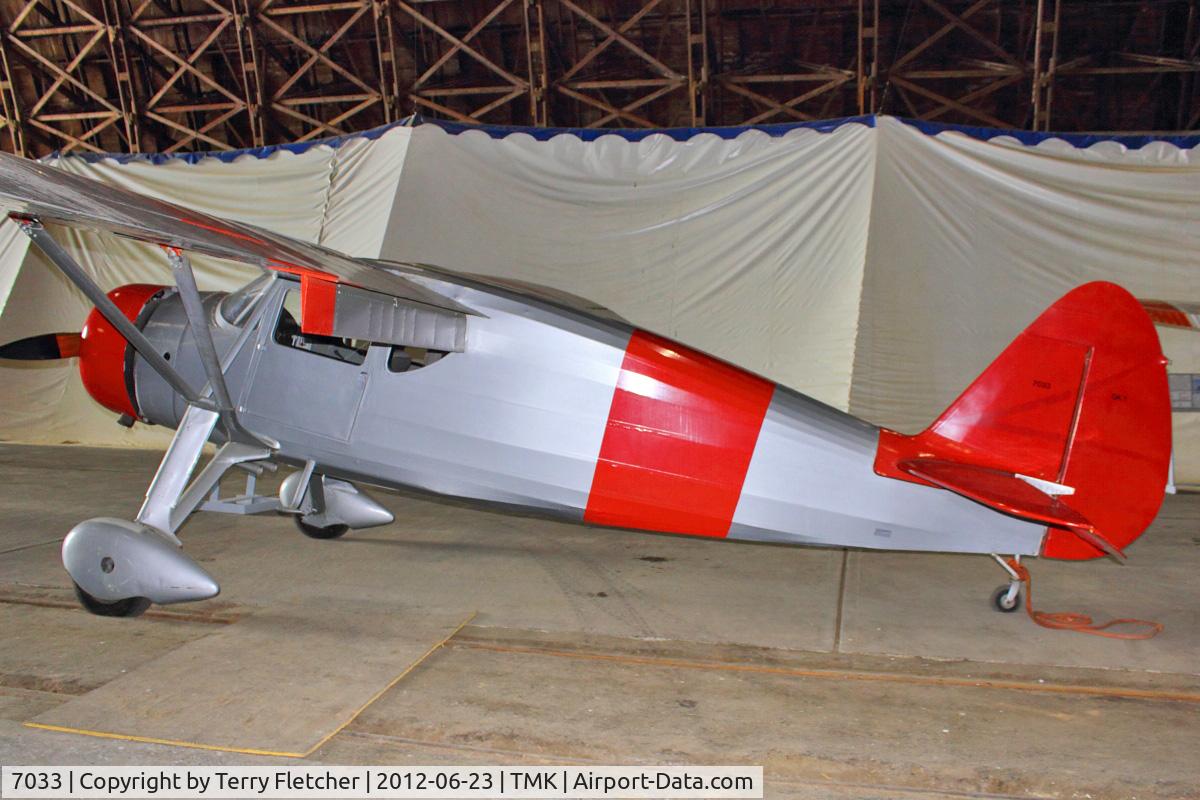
[875,282,1172,560]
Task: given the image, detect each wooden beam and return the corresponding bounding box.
[255,12,376,99]
[565,78,676,89]
[686,0,706,125]
[918,0,1020,68]
[103,0,141,151]
[372,0,397,122]
[524,0,548,124]
[127,25,244,106]
[266,3,373,99]
[409,93,477,124]
[144,17,233,109]
[395,0,527,88]
[555,84,657,127]
[471,87,526,118]
[889,74,1011,127]
[558,0,678,82]
[743,77,850,125]
[413,0,515,90]
[234,0,266,147]
[27,114,117,153]
[922,72,1023,122]
[160,106,241,152]
[5,33,120,115]
[271,101,346,137]
[26,27,107,116]
[0,33,26,154]
[587,81,679,127]
[890,0,994,72]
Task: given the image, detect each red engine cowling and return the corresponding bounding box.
[78,284,170,418]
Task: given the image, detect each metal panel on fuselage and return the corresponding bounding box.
[268,278,633,516]
[729,387,1046,555]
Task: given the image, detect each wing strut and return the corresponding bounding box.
[163,246,243,440]
[17,218,203,407]
[19,217,285,541]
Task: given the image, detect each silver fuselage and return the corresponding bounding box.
[134,268,1045,556]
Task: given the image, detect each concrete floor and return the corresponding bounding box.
[0,443,1197,799]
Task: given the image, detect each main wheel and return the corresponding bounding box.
[991,584,1022,613]
[294,516,349,540]
[73,582,151,618]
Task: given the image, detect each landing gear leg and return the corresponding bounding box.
[280,466,392,540]
[280,461,348,538]
[989,553,1023,613]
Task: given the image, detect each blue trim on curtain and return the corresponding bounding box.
[47,117,419,164]
[895,117,1200,150]
[415,114,878,141]
[48,114,1199,164]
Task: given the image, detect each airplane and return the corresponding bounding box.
[0,151,1173,620]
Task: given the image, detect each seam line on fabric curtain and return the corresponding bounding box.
[845,120,885,416]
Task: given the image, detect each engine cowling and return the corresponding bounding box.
[77,283,170,418]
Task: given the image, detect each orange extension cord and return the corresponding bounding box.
[1006,558,1163,640]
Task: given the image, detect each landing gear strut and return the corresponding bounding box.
[281,468,393,540]
[989,553,1023,613]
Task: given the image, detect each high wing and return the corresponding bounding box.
[0,152,476,330]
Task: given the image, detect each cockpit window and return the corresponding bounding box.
[274,287,368,366]
[387,345,449,373]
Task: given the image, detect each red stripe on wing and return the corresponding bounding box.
[1139,299,1193,329]
[300,276,338,336]
[584,331,774,538]
[179,216,268,246]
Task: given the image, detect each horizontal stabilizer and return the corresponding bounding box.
[898,458,1126,561]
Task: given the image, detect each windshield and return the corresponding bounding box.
[218,272,273,325]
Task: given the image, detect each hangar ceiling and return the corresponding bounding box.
[0,0,1196,156]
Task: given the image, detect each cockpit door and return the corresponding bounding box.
[239,282,370,442]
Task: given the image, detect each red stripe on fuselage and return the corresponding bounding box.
[584,331,774,537]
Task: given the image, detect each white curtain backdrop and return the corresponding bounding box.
[1,116,1197,479]
[384,122,875,408]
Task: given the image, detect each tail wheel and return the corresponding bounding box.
[73,582,151,618]
[294,516,349,540]
[991,584,1022,613]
